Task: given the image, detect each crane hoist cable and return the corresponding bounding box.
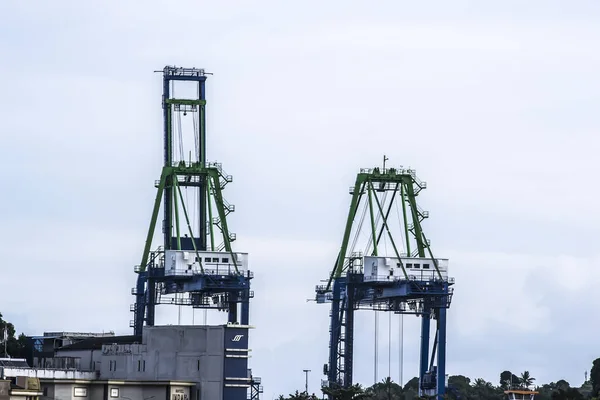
[349,197,368,258]
[374,311,379,384]
[388,311,392,381]
[395,191,406,255]
[365,191,388,256]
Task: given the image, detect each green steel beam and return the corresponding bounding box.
[400,183,411,256]
[324,168,439,291]
[210,172,239,273]
[326,176,365,291]
[367,181,378,257]
[174,178,205,274]
[173,178,182,250]
[137,164,234,274]
[207,179,215,251]
[139,169,169,273]
[374,183,399,252]
[199,101,206,167]
[405,181,426,257]
[369,181,409,280]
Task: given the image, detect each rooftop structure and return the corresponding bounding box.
[504,389,539,400]
[8,324,262,400]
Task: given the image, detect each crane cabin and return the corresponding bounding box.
[163,250,249,276]
[362,256,449,282]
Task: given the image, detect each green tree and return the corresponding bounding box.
[591,358,600,397]
[0,313,30,360]
[322,383,369,400]
[471,378,501,400]
[520,371,535,389]
[448,375,471,398]
[278,390,320,400]
[364,377,404,400]
[500,371,520,389]
[551,387,583,400]
[578,380,593,398]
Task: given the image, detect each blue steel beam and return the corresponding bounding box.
[437,306,447,400]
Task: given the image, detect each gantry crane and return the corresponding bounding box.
[315,161,454,400]
[130,66,254,334]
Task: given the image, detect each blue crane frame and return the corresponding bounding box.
[315,166,454,400]
[130,66,253,336]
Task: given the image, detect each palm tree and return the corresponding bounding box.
[519,371,535,390]
[278,390,320,400]
[322,383,369,399]
[363,377,404,399]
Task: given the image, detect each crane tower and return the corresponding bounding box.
[130,66,253,335]
[315,162,454,400]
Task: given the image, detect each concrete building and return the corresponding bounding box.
[1,324,262,400]
[0,360,44,400]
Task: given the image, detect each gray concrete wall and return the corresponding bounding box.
[39,325,241,400]
[0,381,10,400]
[110,384,166,400]
[54,350,103,372]
[40,382,173,400]
[51,382,90,400]
[88,385,104,400]
[100,325,225,399]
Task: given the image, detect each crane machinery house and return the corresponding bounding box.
[164,250,249,276]
[362,256,449,282]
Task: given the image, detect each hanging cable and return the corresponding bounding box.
[191,112,199,240]
[365,191,388,255]
[349,198,369,255]
[374,312,378,384]
[193,110,199,161]
[388,312,392,380]
[399,313,404,387]
[177,111,184,161]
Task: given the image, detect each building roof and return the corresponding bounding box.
[0,358,29,368]
[58,335,141,351]
[504,389,540,395]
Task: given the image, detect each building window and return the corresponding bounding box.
[197,359,200,371]
[423,263,430,269]
[110,388,119,398]
[143,360,146,372]
[109,360,116,371]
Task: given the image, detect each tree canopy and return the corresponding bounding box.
[0,312,30,360]
[279,359,600,400]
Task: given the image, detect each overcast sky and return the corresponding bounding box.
[1,0,600,398]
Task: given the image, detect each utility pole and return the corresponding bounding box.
[303,369,311,394]
[3,326,8,358]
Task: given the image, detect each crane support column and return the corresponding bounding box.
[436,306,447,400]
[419,313,430,391]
